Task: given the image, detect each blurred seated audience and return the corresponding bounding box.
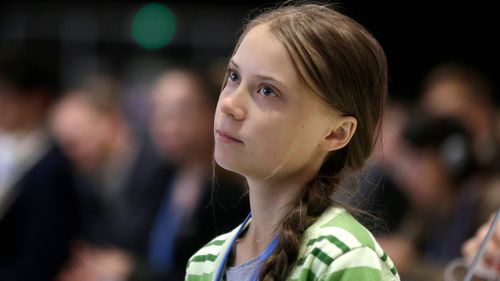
[416,63,500,279]
[53,67,249,281]
[0,44,79,281]
[144,68,249,280]
[352,63,500,281]
[51,73,170,280]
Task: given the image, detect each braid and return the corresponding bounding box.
[259,154,344,280]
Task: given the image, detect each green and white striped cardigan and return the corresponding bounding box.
[185,206,400,281]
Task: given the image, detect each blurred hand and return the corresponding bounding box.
[462,213,500,274]
[57,241,133,281]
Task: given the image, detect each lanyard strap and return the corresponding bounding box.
[250,235,279,281]
[214,213,252,281]
[214,213,279,281]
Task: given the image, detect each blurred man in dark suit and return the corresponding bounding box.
[0,43,80,281]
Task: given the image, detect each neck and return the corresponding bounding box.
[244,154,326,246]
[233,154,325,263]
[90,124,134,176]
[242,176,305,254]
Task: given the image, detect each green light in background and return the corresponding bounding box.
[131,3,176,50]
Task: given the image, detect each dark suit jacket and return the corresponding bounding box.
[140,175,249,281]
[0,145,80,281]
[74,139,171,255]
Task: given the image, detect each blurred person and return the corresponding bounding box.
[420,63,500,228]
[400,115,477,212]
[417,63,500,279]
[55,68,249,281]
[420,62,499,172]
[145,68,249,280]
[50,74,170,281]
[381,114,482,281]
[0,44,79,281]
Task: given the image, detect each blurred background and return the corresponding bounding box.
[0,1,498,281]
[1,0,498,101]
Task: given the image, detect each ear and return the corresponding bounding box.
[320,116,357,152]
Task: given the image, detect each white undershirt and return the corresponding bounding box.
[0,128,50,219]
[225,256,260,281]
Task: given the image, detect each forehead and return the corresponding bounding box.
[233,24,301,89]
[56,93,97,116]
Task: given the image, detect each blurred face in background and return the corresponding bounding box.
[397,147,453,211]
[50,92,117,173]
[421,78,492,139]
[149,71,214,164]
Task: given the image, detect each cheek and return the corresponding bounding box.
[213,103,223,127]
[244,116,302,168]
[85,126,108,154]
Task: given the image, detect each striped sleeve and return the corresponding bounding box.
[319,246,383,281]
[289,245,389,281]
[185,232,231,280]
[289,207,400,281]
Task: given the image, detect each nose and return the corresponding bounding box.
[219,87,246,121]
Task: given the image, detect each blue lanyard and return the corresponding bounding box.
[214,213,279,281]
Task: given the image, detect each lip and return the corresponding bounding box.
[215,129,243,144]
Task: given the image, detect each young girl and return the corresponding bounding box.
[186,3,400,281]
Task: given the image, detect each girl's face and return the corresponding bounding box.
[214,24,341,182]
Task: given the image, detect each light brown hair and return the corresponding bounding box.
[224,3,388,279]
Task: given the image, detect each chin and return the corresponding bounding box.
[214,149,245,175]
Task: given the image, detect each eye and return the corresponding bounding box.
[259,86,277,97]
[228,70,240,83]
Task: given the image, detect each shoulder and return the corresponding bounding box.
[185,230,233,278]
[289,207,400,281]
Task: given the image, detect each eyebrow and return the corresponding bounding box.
[228,59,239,69]
[229,59,287,89]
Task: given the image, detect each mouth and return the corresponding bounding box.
[215,129,244,144]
